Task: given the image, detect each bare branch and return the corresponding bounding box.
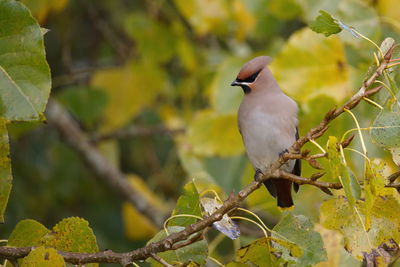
[45,99,169,227]
[151,253,174,267]
[91,125,185,143]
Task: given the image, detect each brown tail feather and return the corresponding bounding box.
[274,179,294,208]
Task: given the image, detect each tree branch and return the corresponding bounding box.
[45,99,169,227]
[90,125,184,143]
[1,42,396,266]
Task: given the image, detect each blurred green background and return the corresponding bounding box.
[2,0,400,265]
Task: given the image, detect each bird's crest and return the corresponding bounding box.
[236,56,272,82]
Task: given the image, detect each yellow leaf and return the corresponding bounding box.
[185,110,243,157]
[173,0,229,35]
[377,0,400,27]
[122,175,168,240]
[20,0,68,23]
[231,0,256,40]
[270,28,351,103]
[91,61,165,132]
[314,224,343,267]
[159,105,185,130]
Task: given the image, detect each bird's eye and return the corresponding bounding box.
[242,69,261,83]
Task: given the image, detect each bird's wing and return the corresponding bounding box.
[293,127,301,192]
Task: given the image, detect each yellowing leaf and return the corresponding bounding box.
[7,219,50,247]
[236,237,277,266]
[173,0,229,35]
[122,202,158,240]
[185,110,243,156]
[270,28,351,103]
[122,175,167,240]
[364,161,386,229]
[20,0,68,24]
[326,136,343,180]
[40,217,99,267]
[272,214,327,267]
[267,0,302,20]
[91,61,165,132]
[320,196,400,260]
[314,224,343,267]
[377,0,400,28]
[21,247,65,267]
[231,0,256,40]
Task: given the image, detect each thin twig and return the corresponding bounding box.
[150,253,174,267]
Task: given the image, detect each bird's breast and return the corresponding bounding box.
[238,104,296,172]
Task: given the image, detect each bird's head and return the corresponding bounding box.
[230,56,272,94]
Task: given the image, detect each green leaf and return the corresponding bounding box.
[342,167,361,206]
[309,10,342,37]
[0,119,11,222]
[7,219,50,247]
[336,0,379,44]
[204,154,248,192]
[0,0,51,121]
[326,136,343,180]
[295,0,340,22]
[370,109,400,148]
[326,136,361,206]
[169,181,201,227]
[320,196,400,260]
[272,214,327,267]
[146,226,208,266]
[57,87,108,129]
[124,13,176,64]
[209,57,246,115]
[236,237,277,266]
[40,217,99,267]
[21,247,65,267]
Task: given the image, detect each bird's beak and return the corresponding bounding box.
[231,80,240,86]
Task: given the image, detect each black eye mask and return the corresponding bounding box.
[236,69,262,83]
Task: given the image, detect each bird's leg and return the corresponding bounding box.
[279,148,289,158]
[254,168,263,182]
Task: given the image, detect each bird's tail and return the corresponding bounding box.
[265,178,294,209]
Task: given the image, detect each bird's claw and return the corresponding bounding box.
[279,149,289,158]
[254,169,263,182]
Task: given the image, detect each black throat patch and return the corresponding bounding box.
[241,85,251,94]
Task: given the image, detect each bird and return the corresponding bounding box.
[231,56,301,208]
